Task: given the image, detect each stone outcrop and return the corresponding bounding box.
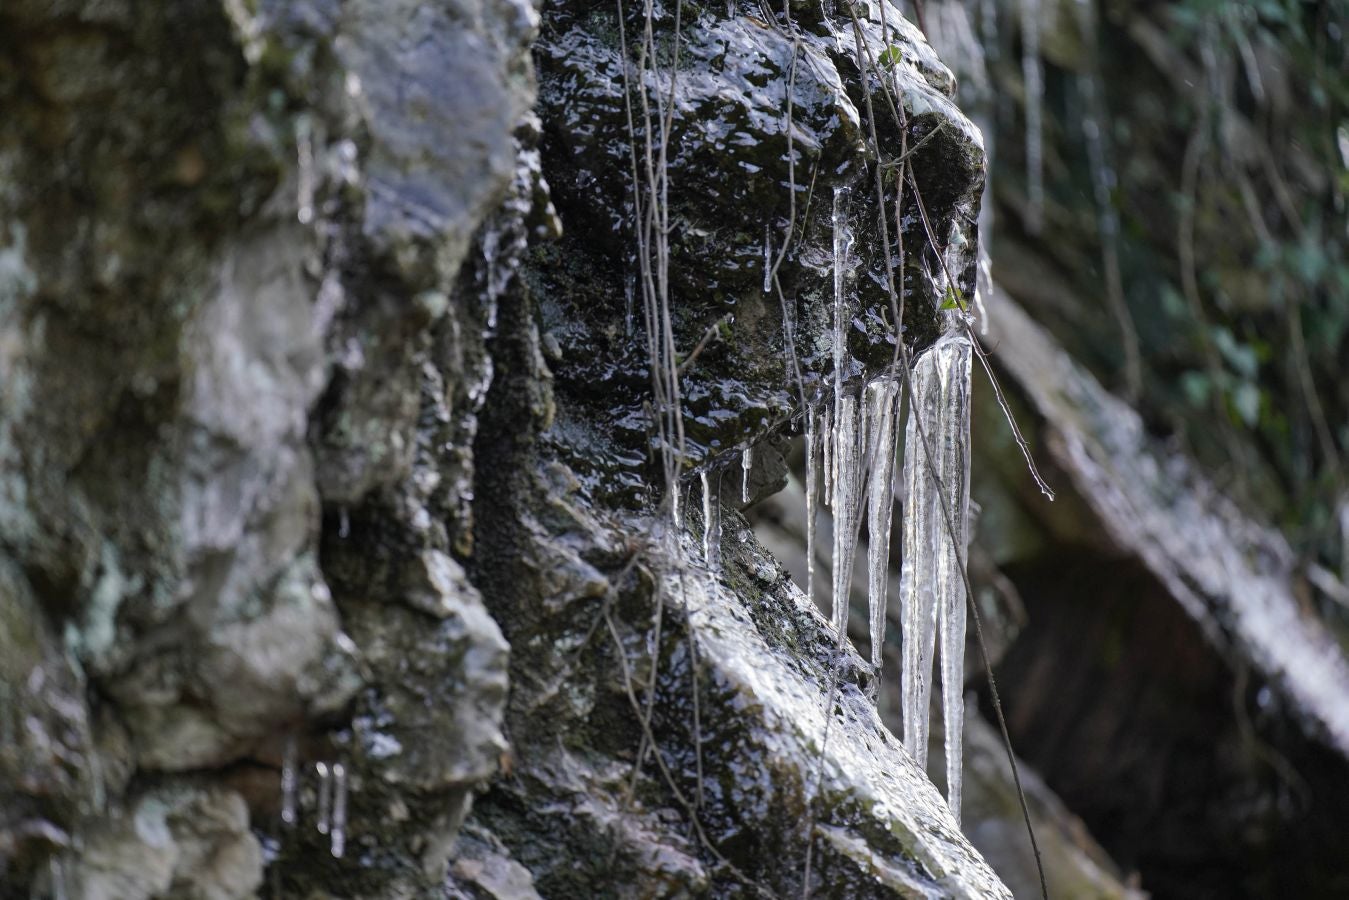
[0,0,1011,896]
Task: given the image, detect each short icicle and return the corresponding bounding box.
[280,735,298,826]
[864,378,901,671]
[741,446,753,504]
[315,762,332,835]
[701,470,722,571]
[330,762,349,858]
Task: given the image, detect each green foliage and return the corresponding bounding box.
[991,0,1349,571]
[878,45,903,69]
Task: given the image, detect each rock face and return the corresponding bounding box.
[1,0,1008,898]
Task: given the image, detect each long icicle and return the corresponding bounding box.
[805,405,820,606]
[829,186,860,637]
[831,392,864,635]
[821,406,834,507]
[932,333,973,824]
[899,330,974,817]
[864,378,901,671]
[900,355,942,769]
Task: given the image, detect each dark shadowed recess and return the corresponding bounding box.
[982,554,1349,900]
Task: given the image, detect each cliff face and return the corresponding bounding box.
[0,0,1008,897]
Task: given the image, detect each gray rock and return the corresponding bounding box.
[59,786,263,900]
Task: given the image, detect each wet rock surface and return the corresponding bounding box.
[533,0,985,488]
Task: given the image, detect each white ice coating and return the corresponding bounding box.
[702,470,722,570]
[330,762,349,858]
[899,330,973,822]
[864,378,902,671]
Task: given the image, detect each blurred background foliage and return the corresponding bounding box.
[940,0,1347,599]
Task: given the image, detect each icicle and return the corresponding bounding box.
[672,475,684,532]
[330,763,349,858]
[832,186,853,414]
[741,446,753,504]
[701,470,722,570]
[830,392,864,636]
[1020,0,1044,234]
[763,224,773,294]
[296,116,316,225]
[281,736,298,826]
[864,378,901,671]
[49,855,68,900]
[933,335,972,824]
[828,185,853,521]
[898,331,973,821]
[805,406,820,605]
[315,762,332,834]
[624,274,635,336]
[900,360,938,769]
[821,406,834,507]
[974,249,993,336]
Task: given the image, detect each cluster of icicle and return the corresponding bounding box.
[280,737,351,857]
[695,187,974,822]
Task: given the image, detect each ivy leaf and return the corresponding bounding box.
[939,287,966,311]
[879,45,903,68]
